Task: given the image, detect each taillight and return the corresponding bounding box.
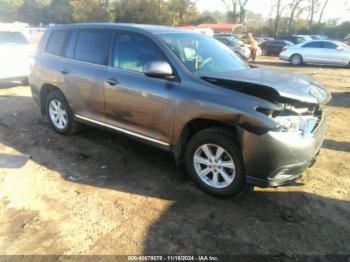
[281,47,287,52]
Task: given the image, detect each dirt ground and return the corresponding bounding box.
[0,56,349,257]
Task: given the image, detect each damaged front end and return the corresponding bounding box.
[257,99,323,136]
[201,76,329,136]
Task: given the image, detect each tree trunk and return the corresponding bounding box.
[273,0,282,37]
[222,0,238,23]
[238,0,248,24]
[288,0,303,33]
[233,0,237,23]
[308,0,315,32]
[317,0,329,27]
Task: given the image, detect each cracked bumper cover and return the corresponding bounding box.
[242,113,326,187]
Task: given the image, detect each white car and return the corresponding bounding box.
[0,31,34,83]
[280,40,350,66]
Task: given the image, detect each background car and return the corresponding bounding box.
[278,35,312,44]
[255,36,274,44]
[0,30,34,83]
[260,40,294,56]
[344,37,350,46]
[214,35,251,60]
[280,40,350,66]
[310,35,329,40]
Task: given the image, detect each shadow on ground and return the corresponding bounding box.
[0,81,24,89]
[0,93,349,255]
[328,92,350,108]
[323,139,350,153]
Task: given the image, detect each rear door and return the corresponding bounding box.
[104,31,178,145]
[300,41,323,63]
[61,30,111,123]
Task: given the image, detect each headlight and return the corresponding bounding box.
[274,115,318,134]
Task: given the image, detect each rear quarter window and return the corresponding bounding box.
[46,31,67,56]
[322,42,337,49]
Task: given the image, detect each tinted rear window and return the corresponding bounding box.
[46,31,67,56]
[75,31,110,65]
[0,31,29,45]
[322,42,337,49]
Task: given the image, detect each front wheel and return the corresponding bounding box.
[185,129,246,197]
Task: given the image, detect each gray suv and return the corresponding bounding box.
[30,23,331,196]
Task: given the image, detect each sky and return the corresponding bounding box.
[196,0,350,22]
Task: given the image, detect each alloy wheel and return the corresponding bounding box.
[193,144,236,189]
[49,99,68,130]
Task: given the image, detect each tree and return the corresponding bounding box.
[191,13,218,25]
[221,0,239,23]
[238,0,249,23]
[17,0,50,24]
[70,0,112,22]
[273,0,288,37]
[166,0,198,26]
[287,0,304,33]
[317,0,329,27]
[113,0,166,24]
[46,0,73,24]
[0,0,24,22]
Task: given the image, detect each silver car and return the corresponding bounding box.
[280,40,350,66]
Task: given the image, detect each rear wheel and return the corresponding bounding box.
[45,90,79,135]
[185,129,245,197]
[290,54,303,66]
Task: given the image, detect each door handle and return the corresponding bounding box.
[60,69,70,75]
[105,78,119,86]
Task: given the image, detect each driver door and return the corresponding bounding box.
[104,31,179,145]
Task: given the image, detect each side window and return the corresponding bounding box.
[65,32,78,59]
[302,42,322,48]
[323,42,337,49]
[75,31,110,65]
[113,32,166,73]
[46,31,67,56]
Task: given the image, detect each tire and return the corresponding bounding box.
[185,129,246,197]
[45,90,79,135]
[290,54,303,66]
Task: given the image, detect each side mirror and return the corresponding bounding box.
[144,61,174,79]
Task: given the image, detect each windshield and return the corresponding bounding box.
[159,33,248,77]
[0,31,29,45]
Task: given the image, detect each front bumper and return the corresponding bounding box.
[242,113,326,187]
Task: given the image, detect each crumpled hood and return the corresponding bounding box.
[204,68,331,104]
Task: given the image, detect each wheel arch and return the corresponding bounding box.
[172,118,241,166]
[40,84,64,115]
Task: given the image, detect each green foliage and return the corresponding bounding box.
[46,0,73,24]
[0,0,21,22]
[17,0,50,24]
